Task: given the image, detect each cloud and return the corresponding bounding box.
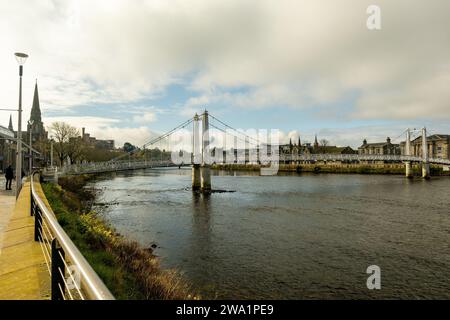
[43,115,157,147]
[2,0,450,136]
[132,111,157,124]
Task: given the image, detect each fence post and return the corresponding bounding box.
[34,206,42,242]
[30,179,34,216]
[51,238,66,300]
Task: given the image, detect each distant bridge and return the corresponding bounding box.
[44,112,447,185]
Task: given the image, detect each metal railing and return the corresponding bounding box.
[279,153,450,165]
[42,154,450,178]
[30,172,115,300]
[60,159,174,175]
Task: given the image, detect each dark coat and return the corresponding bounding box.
[5,166,14,180]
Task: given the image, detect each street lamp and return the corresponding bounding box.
[28,119,34,174]
[49,137,54,168]
[14,52,28,198]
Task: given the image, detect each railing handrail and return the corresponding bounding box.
[31,172,115,300]
[279,153,450,164]
[61,159,175,175]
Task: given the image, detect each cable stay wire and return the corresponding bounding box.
[389,129,409,143]
[110,117,194,162]
[208,113,260,145]
[209,123,259,148]
[142,118,193,148]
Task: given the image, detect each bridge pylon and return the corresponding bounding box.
[192,114,201,191]
[405,128,413,178]
[421,127,430,179]
[200,110,211,192]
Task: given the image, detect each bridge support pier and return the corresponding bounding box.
[200,110,211,192]
[404,128,413,178]
[421,127,430,179]
[192,113,202,191]
[422,163,430,179]
[192,164,201,191]
[200,165,211,192]
[405,162,413,178]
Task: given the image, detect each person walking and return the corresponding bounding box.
[5,165,14,190]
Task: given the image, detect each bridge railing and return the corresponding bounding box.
[46,154,450,177]
[279,153,450,164]
[30,172,115,300]
[61,159,173,175]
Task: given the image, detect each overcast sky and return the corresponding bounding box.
[1,0,449,147]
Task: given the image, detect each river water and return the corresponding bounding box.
[90,168,450,299]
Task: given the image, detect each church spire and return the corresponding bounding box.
[314,134,319,149]
[30,79,42,123]
[8,114,13,131]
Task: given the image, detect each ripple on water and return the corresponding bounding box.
[90,170,450,299]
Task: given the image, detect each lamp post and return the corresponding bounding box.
[14,52,28,198]
[50,139,54,168]
[28,119,34,174]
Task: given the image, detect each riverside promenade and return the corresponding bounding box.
[0,179,49,299]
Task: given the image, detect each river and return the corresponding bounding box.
[89,168,450,299]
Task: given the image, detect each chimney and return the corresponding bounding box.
[82,127,85,137]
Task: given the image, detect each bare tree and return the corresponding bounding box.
[49,122,79,165]
[66,137,87,164]
[319,139,329,147]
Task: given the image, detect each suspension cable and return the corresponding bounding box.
[110,117,194,162]
[209,123,258,147]
[142,118,193,148]
[208,113,260,145]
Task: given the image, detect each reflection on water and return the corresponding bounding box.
[90,168,450,299]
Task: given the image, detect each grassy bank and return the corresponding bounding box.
[42,175,196,300]
[212,163,448,176]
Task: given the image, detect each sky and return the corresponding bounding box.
[1,0,450,148]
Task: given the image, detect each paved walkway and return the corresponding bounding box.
[0,180,50,299]
[0,180,15,255]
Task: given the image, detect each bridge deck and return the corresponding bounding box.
[0,181,50,300]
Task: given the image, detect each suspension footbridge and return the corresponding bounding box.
[44,111,450,190]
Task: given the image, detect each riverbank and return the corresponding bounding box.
[42,174,196,300]
[211,163,449,176]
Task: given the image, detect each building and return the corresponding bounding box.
[80,127,115,150]
[25,81,48,170]
[0,118,15,172]
[28,81,48,144]
[2,81,48,172]
[313,146,357,154]
[313,134,319,149]
[95,139,115,150]
[358,137,400,155]
[279,135,356,155]
[400,134,450,159]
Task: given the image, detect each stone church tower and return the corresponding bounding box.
[28,80,47,144]
[8,114,13,131]
[313,134,319,149]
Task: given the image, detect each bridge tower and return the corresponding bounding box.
[421,127,430,179]
[200,110,211,192]
[192,114,201,191]
[405,128,413,178]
